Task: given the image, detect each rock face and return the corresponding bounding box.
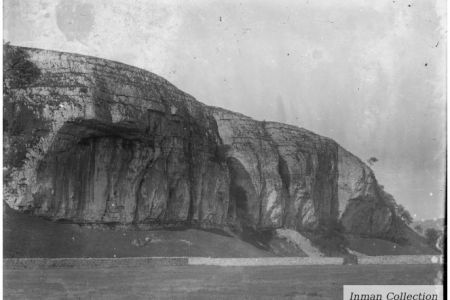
[3,45,403,238]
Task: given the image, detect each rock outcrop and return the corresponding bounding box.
[3,45,403,239]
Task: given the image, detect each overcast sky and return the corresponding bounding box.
[4,0,446,220]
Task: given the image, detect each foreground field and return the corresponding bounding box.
[4,264,442,299]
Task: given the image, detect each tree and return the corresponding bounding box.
[414,224,423,234]
[425,228,440,248]
[397,204,413,225]
[367,157,378,166]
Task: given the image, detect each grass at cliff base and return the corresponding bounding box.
[4,204,438,258]
[4,204,272,258]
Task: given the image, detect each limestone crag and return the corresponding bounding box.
[3,45,402,238]
[337,147,397,236]
[4,45,229,226]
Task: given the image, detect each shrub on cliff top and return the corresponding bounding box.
[4,43,41,87]
[397,204,413,225]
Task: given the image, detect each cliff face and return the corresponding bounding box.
[209,108,340,231]
[3,45,401,237]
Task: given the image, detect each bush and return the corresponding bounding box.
[414,225,423,234]
[308,220,349,256]
[311,233,349,256]
[367,157,378,165]
[381,215,409,245]
[4,43,41,87]
[425,228,440,248]
[397,204,413,225]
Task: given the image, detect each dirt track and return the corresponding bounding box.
[4,264,442,299]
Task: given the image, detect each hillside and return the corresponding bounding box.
[346,226,439,256]
[411,218,445,234]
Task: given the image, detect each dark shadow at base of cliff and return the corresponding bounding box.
[230,225,275,251]
[4,204,270,258]
[52,217,234,238]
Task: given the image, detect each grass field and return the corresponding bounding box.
[4,264,442,299]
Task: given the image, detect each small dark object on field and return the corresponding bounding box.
[131,237,152,247]
[343,254,358,265]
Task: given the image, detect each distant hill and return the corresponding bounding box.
[346,225,440,256]
[411,218,445,235]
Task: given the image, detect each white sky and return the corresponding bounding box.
[3,0,446,219]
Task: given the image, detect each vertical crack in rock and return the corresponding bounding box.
[226,157,256,229]
[255,141,265,227]
[260,121,285,228]
[132,149,155,224]
[186,118,196,224]
[101,139,116,223]
[277,154,291,227]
